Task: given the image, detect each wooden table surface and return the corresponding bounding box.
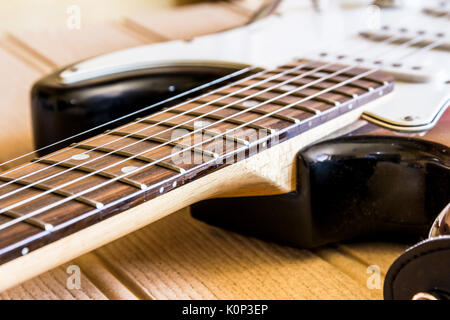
[0,0,408,300]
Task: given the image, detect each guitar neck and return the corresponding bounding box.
[0,59,393,291]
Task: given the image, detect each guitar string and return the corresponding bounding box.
[0,28,385,182]
[0,62,314,195]
[0,28,436,216]
[0,68,256,169]
[0,67,393,232]
[0,28,411,197]
[0,42,442,255]
[0,68,257,172]
[0,32,440,232]
[0,19,415,181]
[0,19,347,177]
[0,30,417,204]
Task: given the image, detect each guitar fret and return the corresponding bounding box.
[71,144,186,174]
[105,130,219,159]
[287,91,341,106]
[196,99,300,124]
[1,210,52,231]
[166,109,277,133]
[137,118,249,146]
[0,176,102,209]
[33,158,146,190]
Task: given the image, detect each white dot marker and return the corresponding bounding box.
[72,153,89,161]
[172,181,177,188]
[45,223,54,231]
[121,166,138,174]
[194,120,210,128]
[280,85,297,91]
[348,104,353,110]
[242,100,259,107]
[21,247,29,255]
[159,187,164,194]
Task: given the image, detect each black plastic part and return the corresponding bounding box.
[191,136,450,248]
[31,64,249,155]
[384,235,450,300]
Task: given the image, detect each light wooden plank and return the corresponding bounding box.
[0,262,107,300]
[0,47,41,168]
[95,208,375,299]
[9,22,146,67]
[126,3,249,41]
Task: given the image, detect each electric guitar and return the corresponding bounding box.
[0,0,448,299]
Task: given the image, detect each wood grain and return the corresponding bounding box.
[126,2,250,40]
[0,48,41,168]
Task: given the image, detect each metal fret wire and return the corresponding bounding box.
[0,23,411,184]
[0,29,410,198]
[0,31,436,230]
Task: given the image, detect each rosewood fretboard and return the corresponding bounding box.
[0,60,393,264]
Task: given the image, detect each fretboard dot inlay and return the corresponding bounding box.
[45,223,54,231]
[21,247,29,255]
[159,187,164,194]
[280,85,297,92]
[71,153,90,161]
[121,166,138,174]
[172,181,177,188]
[242,100,259,107]
[194,120,210,128]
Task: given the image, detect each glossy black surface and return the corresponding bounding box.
[191,136,450,248]
[31,64,249,155]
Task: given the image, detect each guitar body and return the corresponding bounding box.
[1,0,448,298]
